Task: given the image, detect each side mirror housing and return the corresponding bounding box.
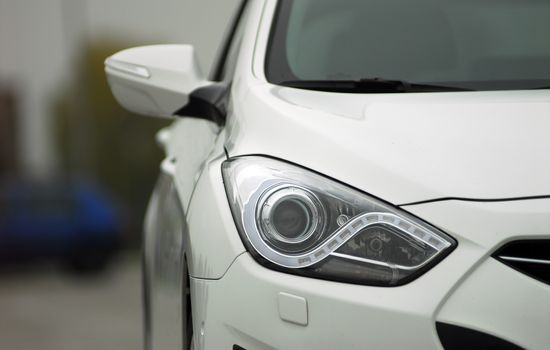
[105,45,226,123]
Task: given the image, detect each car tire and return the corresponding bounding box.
[184,259,194,350]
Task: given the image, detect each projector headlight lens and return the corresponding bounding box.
[257,185,325,253]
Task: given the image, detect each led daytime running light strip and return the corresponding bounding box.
[244,211,452,269]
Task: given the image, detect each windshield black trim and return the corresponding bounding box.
[279,79,475,93]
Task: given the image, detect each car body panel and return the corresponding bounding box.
[143,173,187,350]
[407,198,550,349]
[226,83,550,205]
[437,258,550,350]
[184,146,246,279]
[403,198,550,249]
[157,118,220,212]
[193,252,444,350]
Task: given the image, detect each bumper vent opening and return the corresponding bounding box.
[436,322,524,350]
[493,240,550,285]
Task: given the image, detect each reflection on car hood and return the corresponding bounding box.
[226,83,550,205]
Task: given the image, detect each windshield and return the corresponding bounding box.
[266,0,550,91]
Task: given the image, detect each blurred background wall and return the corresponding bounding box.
[0,1,240,349]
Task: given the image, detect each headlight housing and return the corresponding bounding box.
[222,157,456,286]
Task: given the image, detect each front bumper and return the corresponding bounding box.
[195,251,446,350]
[192,198,550,350]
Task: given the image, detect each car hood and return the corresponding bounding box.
[225,83,550,205]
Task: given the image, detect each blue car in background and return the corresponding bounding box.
[0,179,120,272]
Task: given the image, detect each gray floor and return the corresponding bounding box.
[0,255,142,350]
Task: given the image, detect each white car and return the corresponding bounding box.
[104,0,550,349]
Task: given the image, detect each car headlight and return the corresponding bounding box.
[222,157,456,286]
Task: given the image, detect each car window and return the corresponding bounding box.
[210,0,250,82]
[266,0,550,91]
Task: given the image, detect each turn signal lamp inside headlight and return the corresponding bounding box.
[222,157,456,286]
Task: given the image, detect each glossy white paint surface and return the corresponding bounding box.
[105,45,210,117]
[406,199,550,349]
[184,149,246,279]
[165,119,220,210]
[438,258,550,350]
[227,85,550,205]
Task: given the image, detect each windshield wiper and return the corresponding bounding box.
[279,78,474,93]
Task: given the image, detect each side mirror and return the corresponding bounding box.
[105,45,227,124]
